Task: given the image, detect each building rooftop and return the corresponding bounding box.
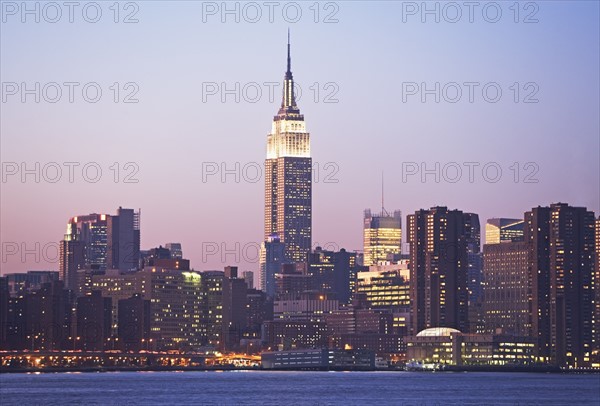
[416,327,462,337]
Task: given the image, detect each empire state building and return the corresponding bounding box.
[264,33,312,263]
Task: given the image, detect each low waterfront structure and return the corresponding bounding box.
[261,348,375,370]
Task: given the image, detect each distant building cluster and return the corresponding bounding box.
[1,202,598,369]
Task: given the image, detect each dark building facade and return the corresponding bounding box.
[0,277,8,348]
[408,207,469,335]
[275,263,312,297]
[245,289,273,340]
[308,247,357,303]
[526,203,595,367]
[464,213,483,333]
[118,294,151,352]
[260,234,286,298]
[262,320,327,350]
[4,271,60,297]
[107,207,141,272]
[76,291,112,351]
[222,267,249,350]
[23,280,73,351]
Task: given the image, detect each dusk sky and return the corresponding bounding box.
[1,1,599,278]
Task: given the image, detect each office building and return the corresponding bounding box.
[363,209,402,266]
[482,241,531,337]
[355,262,410,311]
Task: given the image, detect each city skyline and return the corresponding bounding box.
[2,2,599,274]
[2,2,600,403]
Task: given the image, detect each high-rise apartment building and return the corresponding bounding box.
[526,203,595,367]
[464,213,483,333]
[92,268,213,351]
[59,236,85,291]
[408,207,469,334]
[264,34,312,264]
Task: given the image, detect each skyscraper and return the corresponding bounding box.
[526,203,595,367]
[107,207,141,272]
[259,235,285,298]
[363,209,402,266]
[407,207,469,334]
[264,33,312,264]
[59,235,85,291]
[464,213,483,333]
[60,213,108,286]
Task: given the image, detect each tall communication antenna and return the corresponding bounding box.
[381,171,389,216]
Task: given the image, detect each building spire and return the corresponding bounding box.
[287,28,291,75]
[278,28,299,115]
